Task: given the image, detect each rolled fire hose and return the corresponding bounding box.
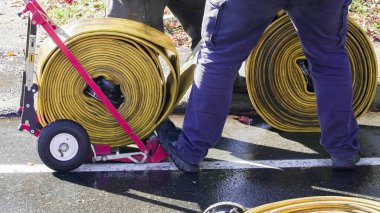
[37,18,195,147]
[246,14,378,132]
[246,196,380,212]
[37,15,377,146]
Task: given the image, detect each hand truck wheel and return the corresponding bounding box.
[203,202,247,213]
[38,120,91,172]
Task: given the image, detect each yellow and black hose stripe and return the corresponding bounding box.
[246,14,378,132]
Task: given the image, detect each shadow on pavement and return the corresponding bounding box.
[213,136,326,161]
[52,166,380,211]
[222,114,380,161]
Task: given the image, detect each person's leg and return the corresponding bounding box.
[167,0,205,49]
[106,0,168,31]
[172,0,287,166]
[286,0,360,165]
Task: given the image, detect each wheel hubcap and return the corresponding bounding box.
[50,133,79,161]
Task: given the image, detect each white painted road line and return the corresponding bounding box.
[1,157,380,173]
[311,186,380,201]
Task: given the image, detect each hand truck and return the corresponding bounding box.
[17,0,168,172]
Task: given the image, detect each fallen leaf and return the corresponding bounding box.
[6,51,17,57]
[236,116,254,126]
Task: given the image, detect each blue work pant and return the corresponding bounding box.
[177,0,359,164]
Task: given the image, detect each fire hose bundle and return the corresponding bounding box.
[246,14,378,132]
[36,14,377,146]
[246,196,380,212]
[37,18,194,147]
[203,196,380,212]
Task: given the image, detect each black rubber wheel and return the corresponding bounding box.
[38,120,91,172]
[203,202,247,213]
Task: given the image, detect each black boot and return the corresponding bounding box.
[156,120,200,172]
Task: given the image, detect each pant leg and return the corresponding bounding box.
[106,0,168,31]
[177,0,287,165]
[167,0,205,49]
[286,0,359,161]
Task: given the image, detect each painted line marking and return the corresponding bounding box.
[311,186,380,201]
[1,157,380,173]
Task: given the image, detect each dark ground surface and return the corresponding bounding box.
[1,113,380,212]
[1,167,380,213]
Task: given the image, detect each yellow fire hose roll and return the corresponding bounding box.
[37,15,377,146]
[247,196,380,212]
[37,18,195,147]
[246,14,378,132]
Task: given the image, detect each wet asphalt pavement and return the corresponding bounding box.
[2,167,380,213]
[1,113,380,212]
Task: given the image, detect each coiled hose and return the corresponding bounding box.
[247,196,380,212]
[37,18,195,147]
[246,14,378,132]
[37,15,377,145]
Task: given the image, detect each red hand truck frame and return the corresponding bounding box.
[18,0,168,171]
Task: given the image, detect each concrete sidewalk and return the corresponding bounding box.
[0,0,26,117]
[0,1,379,116]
